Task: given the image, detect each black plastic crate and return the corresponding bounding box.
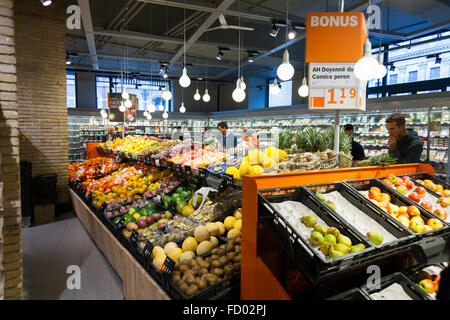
[327,287,370,300]
[405,263,446,300]
[33,174,57,204]
[258,186,375,284]
[361,272,431,300]
[304,182,417,250]
[405,172,450,190]
[344,179,449,238]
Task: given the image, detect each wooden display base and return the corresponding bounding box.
[70,189,170,300]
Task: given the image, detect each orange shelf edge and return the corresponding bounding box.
[241,163,434,300]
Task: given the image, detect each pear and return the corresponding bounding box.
[326,227,340,237]
[323,234,337,246]
[329,247,345,258]
[301,215,317,228]
[313,225,327,236]
[367,231,384,245]
[337,234,352,247]
[325,200,336,211]
[310,231,325,246]
[350,243,366,253]
[320,242,333,256]
[316,193,326,201]
[334,243,350,254]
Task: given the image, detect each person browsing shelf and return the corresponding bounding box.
[344,124,365,161]
[216,121,237,150]
[386,113,423,164]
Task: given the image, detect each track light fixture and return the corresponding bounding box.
[269,23,279,37]
[288,25,297,40]
[390,64,396,72]
[435,55,442,64]
[216,47,229,61]
[41,0,52,6]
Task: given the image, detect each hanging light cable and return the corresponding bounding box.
[202,56,210,102]
[298,48,309,97]
[179,3,191,88]
[276,0,295,81]
[232,2,246,103]
[374,2,387,79]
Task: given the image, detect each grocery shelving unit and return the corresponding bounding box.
[240,163,449,300]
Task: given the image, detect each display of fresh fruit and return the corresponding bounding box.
[69,157,120,182]
[170,238,241,297]
[170,149,226,168]
[367,231,383,245]
[100,135,179,157]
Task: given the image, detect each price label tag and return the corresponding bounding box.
[130,230,139,245]
[142,240,154,258]
[115,217,125,229]
[308,63,366,111]
[160,256,176,275]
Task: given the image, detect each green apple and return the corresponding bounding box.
[313,225,327,236]
[329,247,345,258]
[316,193,326,201]
[337,234,352,247]
[334,243,350,254]
[367,231,384,245]
[320,242,333,255]
[301,215,317,228]
[326,227,340,237]
[310,231,325,246]
[350,243,366,253]
[325,200,336,211]
[323,234,337,246]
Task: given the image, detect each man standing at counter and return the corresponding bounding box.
[386,113,423,164]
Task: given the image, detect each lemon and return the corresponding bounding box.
[234,219,242,231]
[249,165,264,175]
[181,236,198,252]
[248,150,264,165]
[225,167,238,175]
[224,216,237,230]
[261,156,276,169]
[239,162,251,177]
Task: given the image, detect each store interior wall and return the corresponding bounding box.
[172,81,218,113]
[248,77,267,109]
[15,0,69,207]
[76,72,97,109]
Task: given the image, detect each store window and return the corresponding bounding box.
[408,71,418,82]
[96,76,110,109]
[268,80,292,107]
[67,72,76,108]
[389,74,398,85]
[430,67,440,79]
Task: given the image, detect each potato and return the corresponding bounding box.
[217,248,226,256]
[198,267,208,276]
[211,254,219,260]
[182,273,196,285]
[211,260,222,268]
[172,274,181,286]
[196,278,207,290]
[185,284,199,297]
[184,269,198,277]
[227,252,236,261]
[223,265,234,276]
[235,237,241,244]
[219,256,229,266]
[211,248,219,255]
[235,245,241,254]
[172,270,181,278]
[225,242,234,252]
[212,268,224,278]
[179,265,190,273]
[205,273,220,285]
[198,260,210,269]
[188,260,198,269]
[233,254,241,263]
[180,282,189,292]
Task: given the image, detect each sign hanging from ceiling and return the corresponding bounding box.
[306,12,368,111]
[108,93,138,122]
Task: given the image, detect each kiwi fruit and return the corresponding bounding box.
[211,248,219,255]
[205,273,220,285]
[233,254,241,263]
[219,256,229,266]
[179,265,190,273]
[211,260,222,268]
[180,282,189,292]
[225,242,234,252]
[198,267,208,276]
[172,270,181,278]
[217,248,226,256]
[205,257,213,264]
[196,278,207,290]
[227,252,236,261]
[172,274,181,286]
[213,268,224,278]
[185,284,199,297]
[235,245,241,254]
[223,265,234,276]
[182,273,196,285]
[235,237,241,244]
[211,254,219,260]
[184,269,197,277]
[188,260,198,269]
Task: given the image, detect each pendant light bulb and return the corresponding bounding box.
[149,100,156,113]
[277,49,295,81]
[179,102,186,113]
[124,99,132,108]
[239,76,246,90]
[119,103,126,112]
[146,113,152,120]
[298,77,309,97]
[232,81,246,103]
[162,110,168,119]
[179,67,191,88]
[143,110,148,117]
[100,109,107,119]
[158,101,164,111]
[202,89,210,102]
[194,88,201,101]
[374,54,387,79]
[354,39,379,81]
[162,85,172,100]
[122,88,129,100]
[270,78,280,95]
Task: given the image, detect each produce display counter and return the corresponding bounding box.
[70,189,170,300]
[241,163,449,300]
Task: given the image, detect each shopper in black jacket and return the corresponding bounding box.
[344,124,365,161]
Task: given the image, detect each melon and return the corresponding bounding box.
[216,222,226,235]
[194,225,210,242]
[153,253,167,269]
[151,246,165,260]
[196,240,213,256]
[224,216,237,231]
[167,247,183,263]
[182,236,198,252]
[179,251,196,264]
[164,242,179,254]
[227,229,241,240]
[209,236,219,248]
[234,219,242,231]
[206,222,220,236]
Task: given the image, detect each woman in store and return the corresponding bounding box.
[241,128,260,149]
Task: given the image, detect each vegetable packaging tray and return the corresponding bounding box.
[258,186,375,284]
[343,179,449,238]
[360,272,431,300]
[304,182,416,251]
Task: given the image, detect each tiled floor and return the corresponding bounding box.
[22,213,123,300]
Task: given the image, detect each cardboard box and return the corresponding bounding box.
[34,204,55,225]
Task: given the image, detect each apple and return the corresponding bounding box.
[421,201,433,211]
[387,174,398,184]
[427,218,443,230]
[152,213,162,221]
[409,220,425,233]
[395,180,404,188]
[370,186,381,195]
[438,197,450,208]
[405,180,414,190]
[369,191,380,201]
[398,206,408,215]
[444,190,450,197]
[422,225,433,232]
[401,176,410,182]
[379,193,391,203]
[431,274,441,285]
[387,204,399,216]
[126,222,139,231]
[407,205,420,217]
[408,192,421,203]
[145,216,155,225]
[410,216,425,225]
[397,215,410,227]
[370,199,379,206]
[419,279,437,294]
[382,179,393,187]
[414,187,427,198]
[416,179,424,185]
[136,220,147,229]
[433,208,447,220]
[396,185,408,195]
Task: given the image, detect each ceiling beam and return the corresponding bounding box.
[135,0,303,23]
[168,0,236,68]
[78,0,99,69]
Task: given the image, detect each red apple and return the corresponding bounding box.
[395,180,404,188]
[405,180,414,190]
[136,220,147,229]
[382,179,393,187]
[433,208,447,220]
[431,274,441,285]
[407,205,420,217]
[409,220,425,233]
[401,176,411,182]
[408,192,421,203]
[421,201,433,211]
[369,191,380,201]
[414,187,427,197]
[411,216,424,225]
[419,279,437,294]
[398,206,408,215]
[379,193,391,203]
[145,216,155,225]
[427,218,443,230]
